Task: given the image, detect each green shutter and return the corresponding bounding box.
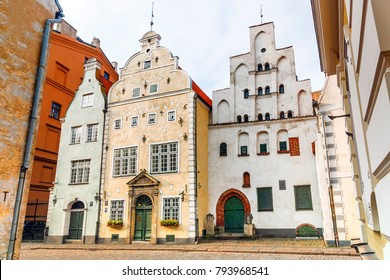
[257,187,273,211]
[294,185,313,210]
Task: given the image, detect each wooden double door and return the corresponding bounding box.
[224,196,244,233]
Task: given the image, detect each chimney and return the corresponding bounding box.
[53,20,77,38]
[111,61,118,72]
[91,37,101,48]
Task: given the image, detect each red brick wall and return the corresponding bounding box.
[289,137,300,156]
[216,189,251,226]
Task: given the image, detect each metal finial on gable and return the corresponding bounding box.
[150,1,155,31]
[260,3,264,24]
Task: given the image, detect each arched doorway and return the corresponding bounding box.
[134,195,152,241]
[224,196,244,233]
[68,201,85,240]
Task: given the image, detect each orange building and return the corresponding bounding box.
[23,20,118,241]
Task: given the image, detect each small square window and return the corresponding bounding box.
[114,119,122,129]
[260,143,267,153]
[240,146,248,156]
[132,88,140,97]
[167,111,176,122]
[82,93,93,108]
[148,113,156,125]
[131,116,139,127]
[144,60,151,69]
[150,84,158,93]
[279,141,287,151]
[104,71,110,80]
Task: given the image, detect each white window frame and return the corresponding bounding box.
[109,199,125,221]
[149,83,158,94]
[112,146,138,177]
[130,116,139,127]
[167,110,176,122]
[114,118,122,130]
[132,87,141,98]
[149,141,179,174]
[86,123,98,142]
[69,159,91,184]
[82,93,93,108]
[70,126,82,144]
[148,113,157,125]
[161,196,181,223]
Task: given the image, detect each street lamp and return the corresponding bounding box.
[328,114,350,120]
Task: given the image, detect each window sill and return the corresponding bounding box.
[68,182,89,185]
[257,152,270,156]
[238,154,249,157]
[242,184,251,188]
[295,208,313,211]
[69,142,81,145]
[85,140,98,143]
[48,115,60,121]
[277,150,290,154]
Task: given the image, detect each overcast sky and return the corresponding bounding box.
[59,0,325,97]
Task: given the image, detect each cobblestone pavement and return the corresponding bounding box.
[19,238,362,260]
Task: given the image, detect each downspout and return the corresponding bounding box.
[7,0,64,260]
[193,93,198,242]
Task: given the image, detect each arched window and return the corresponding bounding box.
[258,87,263,96]
[280,111,285,119]
[279,84,285,93]
[265,63,270,71]
[243,89,249,99]
[258,113,263,121]
[257,64,263,72]
[277,129,289,153]
[237,115,242,123]
[238,132,249,156]
[243,172,251,188]
[71,201,85,209]
[287,110,293,118]
[265,113,270,120]
[244,114,249,122]
[265,86,270,95]
[257,131,269,155]
[220,143,227,156]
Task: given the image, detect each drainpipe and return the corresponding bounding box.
[193,92,199,242]
[7,0,64,260]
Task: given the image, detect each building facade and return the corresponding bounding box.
[24,20,118,242]
[311,0,390,259]
[46,58,108,244]
[99,31,211,244]
[208,22,324,238]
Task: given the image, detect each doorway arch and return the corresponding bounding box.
[134,195,153,241]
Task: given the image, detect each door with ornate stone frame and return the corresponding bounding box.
[127,169,160,244]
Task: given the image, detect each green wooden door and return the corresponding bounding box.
[134,209,152,241]
[68,211,84,239]
[224,196,244,233]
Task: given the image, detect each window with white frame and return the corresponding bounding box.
[110,200,124,220]
[132,87,140,98]
[131,116,139,127]
[82,93,93,108]
[150,142,178,174]
[163,197,180,221]
[148,113,157,125]
[70,159,90,184]
[114,119,122,129]
[86,123,98,142]
[70,126,82,144]
[149,84,158,93]
[167,111,176,122]
[113,147,137,176]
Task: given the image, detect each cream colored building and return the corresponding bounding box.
[312,0,390,259]
[99,31,211,244]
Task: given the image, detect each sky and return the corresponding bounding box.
[59,0,325,97]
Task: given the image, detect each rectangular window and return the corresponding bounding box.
[240,146,248,156]
[70,126,82,144]
[148,113,157,125]
[50,102,61,119]
[132,87,140,97]
[279,141,287,151]
[82,93,93,108]
[149,84,158,93]
[110,200,124,220]
[294,185,313,210]
[257,187,273,211]
[114,119,122,129]
[150,142,178,174]
[163,197,179,221]
[103,71,110,80]
[279,180,286,190]
[260,143,267,153]
[86,123,98,142]
[144,60,151,69]
[70,159,90,184]
[167,111,176,122]
[113,147,137,176]
[131,116,139,127]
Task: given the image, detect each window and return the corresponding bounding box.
[238,132,249,156]
[104,71,110,80]
[167,111,176,122]
[287,110,293,118]
[70,159,90,184]
[240,146,248,156]
[257,64,263,71]
[70,126,82,144]
[258,113,263,121]
[243,89,249,99]
[260,143,267,153]
[279,180,286,190]
[131,116,139,127]
[279,84,285,93]
[265,86,270,95]
[265,63,270,71]
[243,172,250,188]
[257,187,273,211]
[265,113,270,120]
[148,113,157,125]
[237,115,242,123]
[113,147,137,176]
[151,142,178,174]
[50,102,61,119]
[110,200,124,220]
[144,60,151,69]
[257,131,269,155]
[258,87,263,95]
[294,185,313,210]
[82,93,93,108]
[150,84,158,93]
[132,87,140,97]
[86,124,98,142]
[163,197,179,221]
[279,141,288,151]
[220,143,227,156]
[114,119,122,129]
[244,114,249,122]
[280,111,285,119]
